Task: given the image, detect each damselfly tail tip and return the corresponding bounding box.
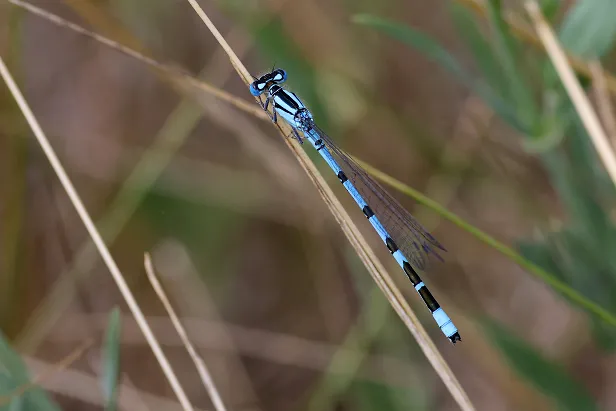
[449,332,462,344]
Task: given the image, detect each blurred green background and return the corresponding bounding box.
[2,0,616,410]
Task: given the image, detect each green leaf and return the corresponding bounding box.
[483,320,599,411]
[101,307,121,411]
[559,0,616,59]
[352,14,527,134]
[484,0,538,129]
[449,3,510,99]
[0,332,61,411]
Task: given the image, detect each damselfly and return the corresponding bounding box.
[250,68,461,344]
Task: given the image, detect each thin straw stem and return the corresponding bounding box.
[0,56,194,411]
[457,0,616,96]
[144,253,227,411]
[525,0,616,189]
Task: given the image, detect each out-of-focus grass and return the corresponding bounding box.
[5,0,616,410]
[0,331,61,410]
[13,0,254,353]
[358,158,616,326]
[482,319,598,411]
[10,3,581,320]
[347,0,616,408]
[140,192,241,287]
[355,0,616,330]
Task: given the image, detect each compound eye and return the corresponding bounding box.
[249,80,266,96]
[272,69,287,83]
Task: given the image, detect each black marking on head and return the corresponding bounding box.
[402,262,421,284]
[272,69,286,82]
[337,171,348,183]
[418,287,440,312]
[362,205,374,219]
[385,237,398,254]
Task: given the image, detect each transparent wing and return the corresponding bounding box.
[310,125,446,272]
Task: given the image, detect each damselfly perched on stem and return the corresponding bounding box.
[250,68,461,344]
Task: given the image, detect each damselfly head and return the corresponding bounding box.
[250,68,286,96]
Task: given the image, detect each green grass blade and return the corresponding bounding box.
[352,14,467,80]
[354,157,616,327]
[352,13,528,134]
[101,307,121,411]
[484,0,538,129]
[483,320,599,411]
[449,2,510,98]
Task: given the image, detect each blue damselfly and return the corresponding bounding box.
[250,69,461,344]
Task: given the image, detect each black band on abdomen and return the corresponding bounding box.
[403,261,421,285]
[418,287,440,312]
[386,237,398,254]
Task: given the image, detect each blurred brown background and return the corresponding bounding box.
[1,0,614,410]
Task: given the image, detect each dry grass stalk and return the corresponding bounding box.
[182,0,474,409]
[525,0,616,189]
[0,57,194,411]
[10,0,277,356]
[144,253,228,411]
